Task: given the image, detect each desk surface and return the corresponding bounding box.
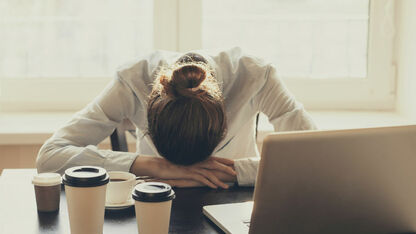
[0,169,253,234]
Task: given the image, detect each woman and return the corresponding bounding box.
[37,47,316,188]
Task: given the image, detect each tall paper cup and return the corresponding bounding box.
[62,166,109,234]
[132,182,175,234]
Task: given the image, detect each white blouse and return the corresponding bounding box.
[36,47,317,186]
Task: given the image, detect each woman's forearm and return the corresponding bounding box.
[129,155,159,177]
[129,155,237,188]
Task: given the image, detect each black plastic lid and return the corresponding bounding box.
[62,166,109,187]
[132,182,175,202]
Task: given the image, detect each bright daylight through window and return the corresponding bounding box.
[0,0,394,111]
[0,0,153,79]
[202,0,369,79]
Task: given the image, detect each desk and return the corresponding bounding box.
[0,169,253,234]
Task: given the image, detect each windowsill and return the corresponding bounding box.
[0,112,75,145]
[0,111,415,145]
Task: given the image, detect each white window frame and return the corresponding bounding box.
[0,0,395,112]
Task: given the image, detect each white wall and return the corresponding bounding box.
[395,0,416,120]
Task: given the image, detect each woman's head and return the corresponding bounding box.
[147,54,227,165]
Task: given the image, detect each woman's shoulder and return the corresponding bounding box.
[209,47,272,80]
[208,47,274,93]
[210,47,270,64]
[116,50,180,81]
[113,50,182,99]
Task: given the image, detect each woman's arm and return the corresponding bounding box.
[144,169,237,188]
[130,156,236,189]
[36,75,139,174]
[254,64,317,131]
[232,64,317,187]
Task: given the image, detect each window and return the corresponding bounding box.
[0,0,153,79]
[0,0,395,112]
[0,0,153,111]
[195,0,395,110]
[202,0,369,80]
[179,0,395,110]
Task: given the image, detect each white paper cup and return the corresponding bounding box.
[62,166,109,234]
[106,171,136,204]
[132,182,175,234]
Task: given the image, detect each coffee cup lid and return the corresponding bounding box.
[132,182,175,202]
[32,173,62,186]
[62,166,109,187]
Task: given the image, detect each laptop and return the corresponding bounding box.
[203,125,416,234]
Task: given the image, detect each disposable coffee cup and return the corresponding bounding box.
[106,171,137,205]
[62,166,109,234]
[132,182,175,234]
[32,173,62,212]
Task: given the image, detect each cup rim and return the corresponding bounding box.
[32,173,62,186]
[108,171,136,183]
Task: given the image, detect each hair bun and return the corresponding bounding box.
[161,64,208,99]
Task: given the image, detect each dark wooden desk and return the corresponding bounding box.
[0,169,253,234]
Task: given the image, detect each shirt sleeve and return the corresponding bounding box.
[255,64,317,131]
[36,73,141,175]
[234,157,260,186]
[234,64,317,186]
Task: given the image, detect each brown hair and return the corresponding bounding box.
[147,58,227,165]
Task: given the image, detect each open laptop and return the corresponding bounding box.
[203,125,416,234]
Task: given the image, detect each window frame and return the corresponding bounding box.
[0,0,396,112]
[284,0,396,110]
[178,0,396,110]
